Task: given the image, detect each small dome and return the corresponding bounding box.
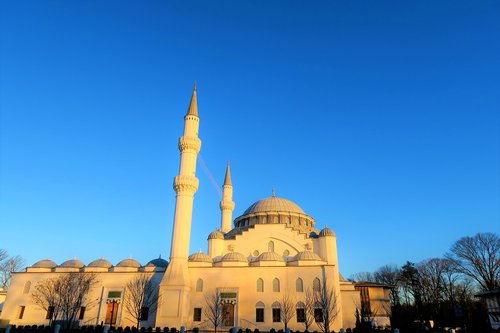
[189,252,212,263]
[243,197,305,215]
[116,258,141,268]
[221,252,248,262]
[319,227,335,237]
[256,251,284,262]
[32,259,57,268]
[208,230,224,240]
[309,231,318,238]
[60,258,85,268]
[293,251,322,261]
[88,258,112,268]
[146,258,168,267]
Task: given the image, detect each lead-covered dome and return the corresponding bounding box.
[208,230,224,240]
[220,252,248,262]
[243,197,305,215]
[292,251,322,261]
[256,251,285,262]
[32,259,57,268]
[116,258,141,268]
[147,258,168,267]
[189,252,213,263]
[60,258,85,268]
[319,227,335,237]
[88,258,113,268]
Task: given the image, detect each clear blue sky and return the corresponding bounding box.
[1,1,499,278]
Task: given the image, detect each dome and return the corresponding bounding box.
[60,258,85,268]
[292,251,322,261]
[116,258,141,268]
[189,252,213,263]
[256,252,284,262]
[319,227,335,237]
[88,258,112,268]
[32,259,57,268]
[220,252,248,262]
[208,230,224,240]
[243,197,305,215]
[146,258,168,267]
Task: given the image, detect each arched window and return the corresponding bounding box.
[273,278,280,292]
[296,278,304,292]
[23,281,31,294]
[263,216,268,224]
[313,278,321,292]
[255,301,265,322]
[257,278,264,292]
[296,302,306,323]
[268,241,274,252]
[196,278,203,292]
[272,301,281,323]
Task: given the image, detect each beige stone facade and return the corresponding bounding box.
[0,87,390,331]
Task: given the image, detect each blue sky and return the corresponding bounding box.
[1,1,499,277]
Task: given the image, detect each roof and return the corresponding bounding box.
[243,197,306,215]
[220,252,248,262]
[256,251,284,262]
[189,252,213,263]
[60,259,85,268]
[354,281,394,288]
[116,258,141,268]
[88,258,112,268]
[291,251,322,261]
[32,259,57,268]
[146,257,168,267]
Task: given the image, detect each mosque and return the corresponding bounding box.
[0,87,391,331]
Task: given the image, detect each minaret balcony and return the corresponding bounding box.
[173,175,199,193]
[178,135,201,153]
[220,201,235,211]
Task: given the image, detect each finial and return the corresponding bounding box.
[272,186,276,197]
[159,254,162,259]
[194,81,197,91]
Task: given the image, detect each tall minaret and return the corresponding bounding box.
[158,84,201,327]
[220,162,235,233]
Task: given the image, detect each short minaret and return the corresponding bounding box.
[220,162,235,233]
[158,84,201,327]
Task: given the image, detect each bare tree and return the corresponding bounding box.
[374,264,401,306]
[349,272,375,283]
[446,232,500,291]
[32,273,97,329]
[313,279,339,333]
[302,288,316,331]
[203,290,223,333]
[123,274,160,329]
[0,249,25,289]
[279,292,295,331]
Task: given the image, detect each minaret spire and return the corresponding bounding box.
[186,82,198,116]
[220,161,235,233]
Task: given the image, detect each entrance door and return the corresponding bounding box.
[222,303,234,327]
[105,302,119,325]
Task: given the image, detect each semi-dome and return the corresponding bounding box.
[243,197,305,215]
[220,252,248,262]
[88,258,112,268]
[116,258,141,268]
[146,258,168,267]
[208,230,224,240]
[60,258,85,268]
[319,227,335,237]
[256,251,284,262]
[292,251,322,261]
[32,259,57,268]
[189,252,213,263]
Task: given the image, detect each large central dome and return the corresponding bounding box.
[243,197,306,215]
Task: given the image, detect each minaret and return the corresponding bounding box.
[158,84,201,327]
[220,162,235,233]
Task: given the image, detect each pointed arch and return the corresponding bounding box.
[255,301,265,308]
[296,277,304,292]
[257,278,264,292]
[313,277,321,292]
[196,278,203,292]
[273,278,280,292]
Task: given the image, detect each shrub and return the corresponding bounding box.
[254,329,259,333]
[140,328,146,333]
[147,328,153,333]
[170,328,176,333]
[156,328,161,333]
[192,328,199,333]
[270,329,276,333]
[117,327,123,332]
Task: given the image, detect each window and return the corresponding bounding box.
[257,278,264,292]
[296,308,305,323]
[268,241,274,252]
[272,308,281,322]
[46,306,54,320]
[141,307,149,321]
[17,306,25,319]
[23,281,31,294]
[196,278,203,292]
[296,278,304,292]
[79,307,86,320]
[193,308,202,322]
[273,278,280,292]
[256,308,264,322]
[314,308,323,322]
[313,278,321,292]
